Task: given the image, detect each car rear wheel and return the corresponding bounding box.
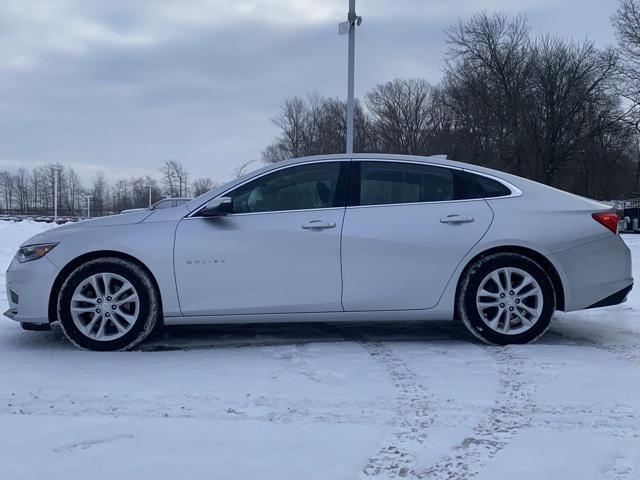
[57,257,160,351]
[457,253,555,345]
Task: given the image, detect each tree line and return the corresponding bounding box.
[264,4,640,200]
[0,160,217,217]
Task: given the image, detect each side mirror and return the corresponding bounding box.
[200,197,233,217]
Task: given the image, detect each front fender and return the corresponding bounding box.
[45,220,181,317]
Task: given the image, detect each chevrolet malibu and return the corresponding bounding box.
[4,154,633,350]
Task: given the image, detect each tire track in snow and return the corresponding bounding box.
[544,329,640,362]
[1,391,387,425]
[417,346,535,479]
[357,340,434,478]
[53,433,134,453]
[319,324,437,479]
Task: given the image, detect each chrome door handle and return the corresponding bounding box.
[440,215,475,225]
[301,220,336,230]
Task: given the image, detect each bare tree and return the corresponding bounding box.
[0,170,15,213]
[366,78,439,155]
[161,159,189,197]
[14,168,30,213]
[262,94,373,163]
[64,167,82,215]
[526,37,619,183]
[233,160,257,178]
[112,178,130,212]
[613,0,640,133]
[192,177,216,196]
[613,0,640,78]
[270,97,308,160]
[161,160,178,197]
[445,12,533,174]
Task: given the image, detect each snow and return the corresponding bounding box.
[0,220,638,479]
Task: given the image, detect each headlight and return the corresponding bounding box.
[16,243,58,263]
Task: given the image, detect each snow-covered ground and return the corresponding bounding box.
[0,220,638,480]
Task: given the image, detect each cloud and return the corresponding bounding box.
[151,0,344,27]
[0,1,156,71]
[0,0,619,184]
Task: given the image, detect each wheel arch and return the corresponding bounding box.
[48,250,163,324]
[455,245,565,312]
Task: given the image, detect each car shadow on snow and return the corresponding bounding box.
[139,320,471,352]
[3,320,468,352]
[3,314,624,352]
[140,313,629,352]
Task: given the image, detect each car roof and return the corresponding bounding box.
[255,153,515,178]
[273,153,454,167]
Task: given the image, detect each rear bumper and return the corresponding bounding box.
[550,234,633,312]
[586,282,633,309]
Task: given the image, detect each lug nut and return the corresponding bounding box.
[106,296,112,301]
[111,305,117,310]
[97,298,102,304]
[515,299,520,304]
[509,306,514,311]
[500,293,505,298]
[96,308,101,313]
[105,312,110,317]
[509,290,514,295]
[500,303,505,308]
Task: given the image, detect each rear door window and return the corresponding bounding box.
[357,162,456,206]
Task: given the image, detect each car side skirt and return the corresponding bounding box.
[163,308,455,326]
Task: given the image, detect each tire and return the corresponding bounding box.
[57,257,160,351]
[457,253,555,345]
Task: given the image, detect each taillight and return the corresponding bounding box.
[592,212,618,234]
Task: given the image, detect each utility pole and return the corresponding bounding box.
[52,166,61,223]
[148,183,152,208]
[339,0,362,154]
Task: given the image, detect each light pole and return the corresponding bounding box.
[339,0,362,155]
[52,166,61,223]
[85,195,92,219]
[148,183,152,208]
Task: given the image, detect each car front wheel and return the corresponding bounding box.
[457,253,555,345]
[57,257,160,351]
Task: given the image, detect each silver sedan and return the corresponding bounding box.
[5,154,633,350]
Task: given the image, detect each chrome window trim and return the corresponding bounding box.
[184,206,346,219]
[351,158,522,209]
[346,197,489,211]
[188,159,350,218]
[187,157,522,217]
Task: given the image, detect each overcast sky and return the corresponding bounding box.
[0,0,620,184]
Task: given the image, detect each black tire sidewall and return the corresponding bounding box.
[459,253,555,345]
[57,258,157,351]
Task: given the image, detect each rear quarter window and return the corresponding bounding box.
[458,171,512,199]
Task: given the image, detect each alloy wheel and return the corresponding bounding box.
[475,267,544,335]
[70,272,140,341]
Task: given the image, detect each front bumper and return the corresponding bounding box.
[4,255,60,324]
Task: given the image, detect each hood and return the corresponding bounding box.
[20,211,152,247]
